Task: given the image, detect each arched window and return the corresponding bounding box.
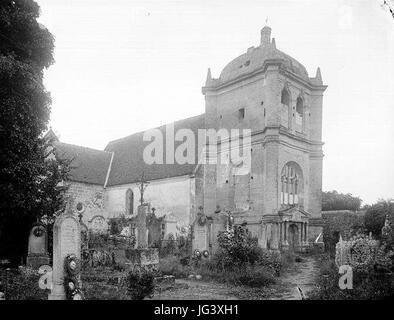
[280,162,303,206]
[281,88,290,106]
[280,88,290,128]
[126,189,134,215]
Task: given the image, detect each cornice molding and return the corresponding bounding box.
[202,59,327,94]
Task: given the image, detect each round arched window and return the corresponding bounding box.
[280,162,303,206]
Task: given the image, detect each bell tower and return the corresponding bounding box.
[201,26,327,252]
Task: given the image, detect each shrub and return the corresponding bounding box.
[258,250,283,276]
[309,235,394,300]
[5,267,48,300]
[216,226,263,268]
[322,212,365,256]
[364,200,394,239]
[159,255,191,278]
[126,269,155,300]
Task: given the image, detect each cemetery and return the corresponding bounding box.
[0,0,393,302]
[0,189,393,300]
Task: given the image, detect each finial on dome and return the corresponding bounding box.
[205,68,212,85]
[315,67,322,83]
[271,37,276,49]
[260,25,271,46]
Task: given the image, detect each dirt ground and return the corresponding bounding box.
[149,255,319,300]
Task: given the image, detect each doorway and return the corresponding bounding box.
[288,224,299,251]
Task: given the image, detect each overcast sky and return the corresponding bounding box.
[36,0,394,204]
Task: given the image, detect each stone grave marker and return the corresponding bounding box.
[48,210,81,300]
[136,204,148,248]
[26,224,50,269]
[192,208,209,252]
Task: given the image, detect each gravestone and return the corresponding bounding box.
[136,204,148,248]
[192,209,210,252]
[26,224,50,269]
[90,215,107,233]
[48,211,81,300]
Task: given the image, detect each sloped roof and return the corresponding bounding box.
[104,114,205,186]
[53,141,113,186]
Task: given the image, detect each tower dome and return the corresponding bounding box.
[218,26,309,84]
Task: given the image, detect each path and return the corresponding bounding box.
[269,255,319,300]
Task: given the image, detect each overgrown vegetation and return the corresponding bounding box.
[2,267,48,300]
[310,201,394,300]
[322,211,365,256]
[364,200,394,238]
[159,226,296,288]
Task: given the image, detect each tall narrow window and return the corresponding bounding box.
[238,108,245,120]
[295,97,304,131]
[126,189,134,215]
[280,88,290,128]
[280,162,303,206]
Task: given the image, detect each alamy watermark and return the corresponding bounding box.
[338,265,353,290]
[143,124,252,175]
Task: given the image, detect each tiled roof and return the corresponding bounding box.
[104,114,205,186]
[53,141,113,186]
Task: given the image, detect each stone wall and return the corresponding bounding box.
[105,175,193,228]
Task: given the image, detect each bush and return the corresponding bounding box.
[216,226,263,268]
[126,269,155,300]
[159,255,191,278]
[309,237,394,300]
[309,256,394,300]
[322,212,365,256]
[195,261,276,287]
[364,200,394,239]
[4,267,48,300]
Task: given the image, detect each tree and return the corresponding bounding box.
[364,200,394,239]
[322,190,362,211]
[0,0,68,263]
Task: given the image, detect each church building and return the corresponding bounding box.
[51,26,326,253]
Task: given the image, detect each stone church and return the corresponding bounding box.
[50,26,326,253]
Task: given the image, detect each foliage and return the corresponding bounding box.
[108,215,130,235]
[81,267,130,300]
[193,259,276,287]
[322,190,362,211]
[159,255,191,278]
[216,226,263,268]
[308,253,394,300]
[364,200,394,239]
[126,269,155,300]
[322,211,365,256]
[3,266,48,300]
[0,0,68,263]
[334,234,393,273]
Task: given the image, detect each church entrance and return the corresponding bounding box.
[288,224,299,251]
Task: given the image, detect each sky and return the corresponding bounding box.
[36,0,394,205]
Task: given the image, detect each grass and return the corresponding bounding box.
[159,255,278,288]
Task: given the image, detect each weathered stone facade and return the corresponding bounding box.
[198,26,326,252]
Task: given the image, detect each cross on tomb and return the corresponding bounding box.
[137,172,150,205]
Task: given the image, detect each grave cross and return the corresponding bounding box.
[137,172,150,205]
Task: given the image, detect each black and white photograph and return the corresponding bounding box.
[0,0,393,306]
